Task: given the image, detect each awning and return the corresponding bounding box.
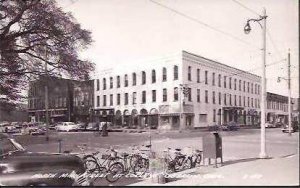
[160,113,194,117]
[160,113,180,117]
[222,107,244,110]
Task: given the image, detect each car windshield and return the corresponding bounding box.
[0,137,25,156]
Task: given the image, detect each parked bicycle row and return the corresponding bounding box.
[68,145,203,183]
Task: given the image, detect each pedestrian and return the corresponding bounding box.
[102,122,108,137]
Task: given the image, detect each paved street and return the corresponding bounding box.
[12,128,299,186]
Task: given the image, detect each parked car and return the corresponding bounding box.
[0,133,91,186]
[265,122,276,128]
[85,122,99,131]
[76,122,87,131]
[0,122,10,133]
[208,124,220,132]
[11,122,22,129]
[49,122,61,130]
[55,122,79,132]
[4,125,20,134]
[220,122,239,131]
[30,124,46,136]
[275,121,287,128]
[281,122,299,133]
[99,122,113,132]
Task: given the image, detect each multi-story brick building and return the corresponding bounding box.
[94,51,261,129]
[266,92,288,123]
[28,76,93,123]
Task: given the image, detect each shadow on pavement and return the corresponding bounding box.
[221,157,268,167]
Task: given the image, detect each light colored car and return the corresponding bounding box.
[99,122,113,131]
[56,122,79,132]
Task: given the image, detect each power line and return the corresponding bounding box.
[149,0,260,50]
[231,0,261,17]
[266,28,285,61]
[231,0,287,65]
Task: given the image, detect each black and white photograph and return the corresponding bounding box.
[0,0,299,186]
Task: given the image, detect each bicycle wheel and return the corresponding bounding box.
[182,157,192,170]
[195,154,202,166]
[129,154,140,167]
[84,159,101,173]
[174,156,185,172]
[133,158,149,175]
[106,162,124,183]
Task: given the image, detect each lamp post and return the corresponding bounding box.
[277,49,292,136]
[244,8,268,159]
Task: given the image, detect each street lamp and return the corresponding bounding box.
[244,8,268,159]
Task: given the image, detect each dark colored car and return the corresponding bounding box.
[281,122,299,133]
[275,122,285,128]
[85,122,99,131]
[227,122,239,131]
[0,133,91,186]
[208,124,220,132]
[76,122,88,131]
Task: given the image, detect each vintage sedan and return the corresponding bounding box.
[0,133,91,186]
[56,122,79,132]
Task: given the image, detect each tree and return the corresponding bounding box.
[0,0,95,103]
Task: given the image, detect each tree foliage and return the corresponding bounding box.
[0,0,95,102]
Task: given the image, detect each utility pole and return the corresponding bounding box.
[259,8,268,159]
[45,61,49,141]
[244,9,268,158]
[288,49,292,136]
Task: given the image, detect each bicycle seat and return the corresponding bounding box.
[145,144,151,148]
[175,148,181,152]
[195,149,202,153]
[92,151,100,155]
[167,147,172,150]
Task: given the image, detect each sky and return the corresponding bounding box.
[58,0,299,98]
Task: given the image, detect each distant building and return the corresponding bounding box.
[266,93,299,124]
[291,98,299,122]
[94,50,262,129]
[266,92,288,123]
[27,76,93,123]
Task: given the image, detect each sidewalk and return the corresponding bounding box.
[130,154,299,186]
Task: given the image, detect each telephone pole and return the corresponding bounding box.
[288,49,292,136]
[45,49,49,141]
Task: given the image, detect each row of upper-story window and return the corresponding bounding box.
[267,101,288,112]
[96,66,179,91]
[187,66,260,95]
[96,88,260,109]
[28,97,67,109]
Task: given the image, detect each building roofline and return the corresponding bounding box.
[182,50,261,79]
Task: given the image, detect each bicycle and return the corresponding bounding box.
[163,147,192,173]
[190,148,203,168]
[106,145,151,183]
[130,144,151,175]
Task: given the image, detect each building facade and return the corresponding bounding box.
[266,92,288,123]
[94,51,261,129]
[28,76,88,123]
[73,80,94,123]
